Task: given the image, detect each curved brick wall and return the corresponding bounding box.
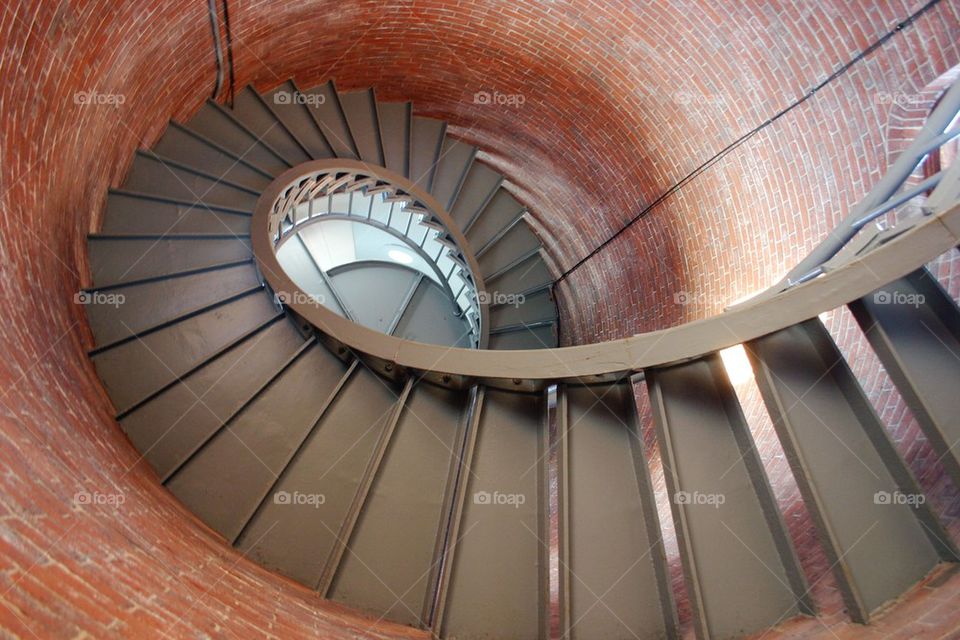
[216,0,960,341]
[1,0,958,637]
[0,2,420,638]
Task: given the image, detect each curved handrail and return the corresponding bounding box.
[255,164,960,389]
[772,79,960,291]
[260,160,490,347]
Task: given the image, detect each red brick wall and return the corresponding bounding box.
[1,0,959,637]
[213,0,959,334]
[0,2,422,638]
[216,0,959,342]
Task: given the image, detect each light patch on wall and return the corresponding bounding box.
[388,248,414,264]
[727,270,789,308]
[720,344,754,385]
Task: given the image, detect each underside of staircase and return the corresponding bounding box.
[78,75,960,640]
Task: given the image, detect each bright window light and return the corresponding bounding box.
[388,248,413,264]
[720,344,753,385]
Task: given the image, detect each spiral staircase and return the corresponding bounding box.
[80,76,960,640]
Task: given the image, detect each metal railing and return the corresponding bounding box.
[267,164,484,345]
[252,100,960,389]
[775,79,960,290]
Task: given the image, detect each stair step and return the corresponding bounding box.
[387,274,423,336]
[486,322,557,349]
[276,236,348,318]
[120,316,304,478]
[152,123,273,190]
[166,341,353,542]
[338,88,385,165]
[230,85,312,166]
[747,319,958,622]
[430,137,476,212]
[484,252,554,298]
[85,263,261,348]
[329,263,420,334]
[464,188,525,248]
[91,290,277,413]
[646,354,813,639]
[234,365,405,587]
[557,383,678,639]
[293,224,365,321]
[122,152,260,210]
[262,80,335,160]
[88,236,252,288]
[327,381,472,627]
[376,101,412,178]
[478,222,541,279]
[90,233,249,240]
[185,101,290,175]
[80,76,570,636]
[101,191,251,235]
[315,377,415,595]
[434,386,548,640]
[849,268,960,487]
[449,161,502,232]
[488,288,558,330]
[300,80,358,159]
[409,116,446,192]
[83,259,254,293]
[392,278,474,348]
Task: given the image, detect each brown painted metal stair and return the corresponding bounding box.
[79,78,960,639]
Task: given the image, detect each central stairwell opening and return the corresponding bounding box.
[268,163,487,348]
[5,1,960,639]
